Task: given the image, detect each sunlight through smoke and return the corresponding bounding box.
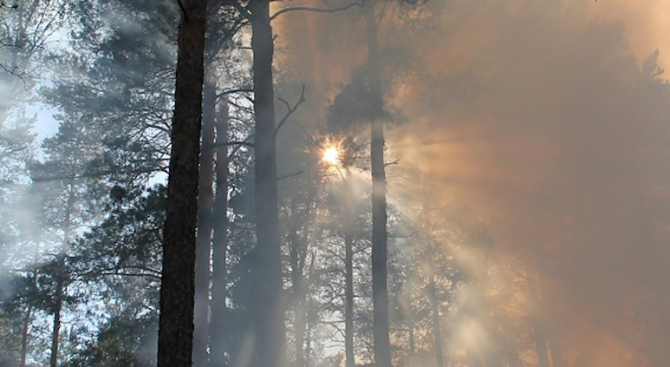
[322,145,340,166]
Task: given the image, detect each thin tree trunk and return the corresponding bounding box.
[51,177,76,367]
[285,188,319,367]
[345,232,355,367]
[294,300,307,367]
[408,313,416,355]
[528,259,550,367]
[305,317,312,367]
[194,76,217,367]
[290,208,315,367]
[289,222,306,367]
[50,257,67,367]
[208,96,229,367]
[532,309,550,367]
[428,277,444,367]
[340,168,356,367]
[366,3,391,367]
[537,254,556,367]
[20,305,32,367]
[250,2,285,367]
[49,276,63,367]
[157,1,208,366]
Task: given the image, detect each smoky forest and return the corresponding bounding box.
[3,0,670,367]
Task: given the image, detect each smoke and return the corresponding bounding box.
[582,0,670,73]
[392,1,670,365]
[277,0,670,365]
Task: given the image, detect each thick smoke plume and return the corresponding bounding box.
[276,0,670,365]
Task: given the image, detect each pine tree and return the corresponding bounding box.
[157,0,209,366]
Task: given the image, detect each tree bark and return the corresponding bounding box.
[366,3,391,367]
[208,96,229,367]
[194,76,217,367]
[250,2,285,367]
[157,1,208,366]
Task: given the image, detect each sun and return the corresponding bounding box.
[322,145,340,165]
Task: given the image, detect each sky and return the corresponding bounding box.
[276,0,670,366]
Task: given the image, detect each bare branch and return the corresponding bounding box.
[30,167,161,183]
[277,170,303,182]
[174,0,189,20]
[79,265,162,281]
[211,140,254,149]
[232,0,252,19]
[227,137,254,159]
[385,158,399,167]
[275,84,306,136]
[270,1,362,21]
[215,87,253,103]
[0,63,28,89]
[89,271,161,281]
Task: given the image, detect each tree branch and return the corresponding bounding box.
[385,158,399,167]
[92,271,161,281]
[174,0,189,20]
[0,63,27,89]
[275,84,306,136]
[232,0,252,20]
[277,170,303,182]
[211,140,253,149]
[80,266,162,281]
[215,87,253,103]
[30,167,160,182]
[270,1,362,21]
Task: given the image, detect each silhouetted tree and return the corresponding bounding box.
[157,1,208,367]
[249,1,286,366]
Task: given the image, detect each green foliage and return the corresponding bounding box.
[0,113,34,187]
[63,310,157,367]
[0,289,28,367]
[72,184,166,280]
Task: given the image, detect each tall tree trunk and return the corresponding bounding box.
[532,308,550,367]
[20,305,32,367]
[50,257,67,367]
[51,178,76,367]
[305,317,313,367]
[157,1,208,366]
[250,2,285,367]
[408,313,416,355]
[294,290,307,367]
[528,254,550,367]
[289,221,306,367]
[342,168,355,367]
[428,277,444,367]
[528,258,550,367]
[366,3,391,367]
[49,276,63,367]
[208,96,230,367]
[345,232,355,367]
[194,76,217,367]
